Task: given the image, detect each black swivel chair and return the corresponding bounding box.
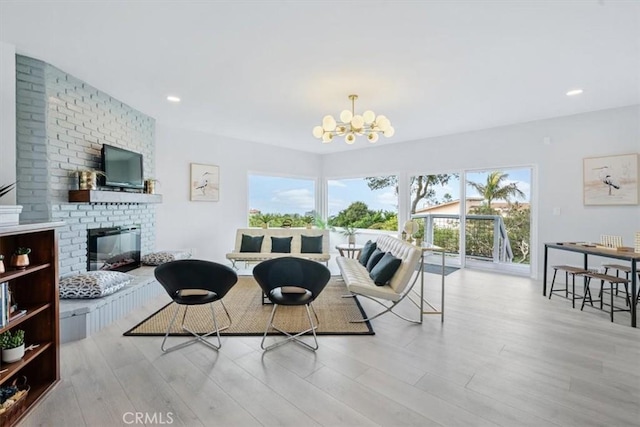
[253,257,331,351]
[154,259,238,353]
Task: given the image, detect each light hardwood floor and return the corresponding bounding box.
[21,268,640,426]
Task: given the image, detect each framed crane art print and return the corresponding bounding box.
[190,163,220,201]
[583,153,639,205]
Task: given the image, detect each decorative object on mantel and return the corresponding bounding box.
[312,94,394,144]
[0,183,22,226]
[0,254,4,274]
[77,170,105,191]
[144,179,159,194]
[190,163,219,202]
[600,234,623,249]
[10,248,30,270]
[635,231,640,253]
[583,153,639,205]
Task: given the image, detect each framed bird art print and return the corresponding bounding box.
[583,153,639,205]
[190,163,220,201]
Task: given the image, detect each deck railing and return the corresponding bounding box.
[412,213,514,263]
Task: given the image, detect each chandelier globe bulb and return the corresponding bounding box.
[340,110,353,123]
[312,126,324,138]
[383,126,395,137]
[345,133,356,144]
[322,115,336,131]
[367,132,379,143]
[363,110,375,124]
[351,115,364,129]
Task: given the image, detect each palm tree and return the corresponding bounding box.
[468,171,525,208]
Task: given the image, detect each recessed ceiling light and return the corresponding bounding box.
[167,95,181,103]
[566,89,583,96]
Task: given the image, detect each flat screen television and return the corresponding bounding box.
[101,144,144,190]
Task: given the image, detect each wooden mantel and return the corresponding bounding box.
[68,190,162,204]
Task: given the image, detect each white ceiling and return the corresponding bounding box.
[1,1,639,154]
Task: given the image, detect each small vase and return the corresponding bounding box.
[78,171,98,190]
[144,179,156,194]
[2,343,25,363]
[11,254,29,270]
[0,260,4,274]
[348,235,356,246]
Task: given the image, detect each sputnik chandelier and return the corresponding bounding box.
[312,94,394,144]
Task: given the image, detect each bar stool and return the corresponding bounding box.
[549,265,588,308]
[602,264,630,297]
[580,272,631,322]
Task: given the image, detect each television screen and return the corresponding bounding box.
[101,144,144,190]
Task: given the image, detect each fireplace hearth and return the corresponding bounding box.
[88,226,141,272]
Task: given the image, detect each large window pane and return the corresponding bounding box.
[327,176,398,231]
[410,173,461,266]
[248,174,316,227]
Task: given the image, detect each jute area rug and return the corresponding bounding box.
[124,276,374,336]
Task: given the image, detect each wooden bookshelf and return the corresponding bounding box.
[0,222,63,426]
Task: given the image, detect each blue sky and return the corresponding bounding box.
[249,168,531,215]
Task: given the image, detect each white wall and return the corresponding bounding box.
[155,123,321,262]
[322,105,640,279]
[0,41,16,204]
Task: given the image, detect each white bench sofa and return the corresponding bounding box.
[226,228,330,268]
[337,235,423,323]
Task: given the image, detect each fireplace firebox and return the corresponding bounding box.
[87,226,141,272]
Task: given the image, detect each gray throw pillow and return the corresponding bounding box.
[366,248,385,272]
[369,252,402,286]
[240,234,264,252]
[358,240,377,265]
[271,236,292,253]
[301,235,323,253]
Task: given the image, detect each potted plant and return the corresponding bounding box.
[341,225,358,246]
[11,247,31,269]
[0,329,25,363]
[256,214,272,229]
[303,215,314,229]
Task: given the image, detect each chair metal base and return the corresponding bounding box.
[161,300,232,353]
[261,303,320,351]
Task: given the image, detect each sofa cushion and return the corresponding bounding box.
[369,252,402,286]
[60,271,133,299]
[301,235,323,253]
[240,234,264,252]
[366,248,385,271]
[358,240,377,266]
[271,236,292,253]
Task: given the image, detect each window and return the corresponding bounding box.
[327,176,398,231]
[248,174,316,227]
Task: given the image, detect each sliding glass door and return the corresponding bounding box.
[464,167,532,275]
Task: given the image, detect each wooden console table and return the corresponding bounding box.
[544,242,639,327]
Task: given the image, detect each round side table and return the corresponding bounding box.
[335,244,364,259]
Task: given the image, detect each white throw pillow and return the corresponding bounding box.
[141,250,192,266]
[59,271,133,299]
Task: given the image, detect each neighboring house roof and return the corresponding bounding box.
[414,198,529,215]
